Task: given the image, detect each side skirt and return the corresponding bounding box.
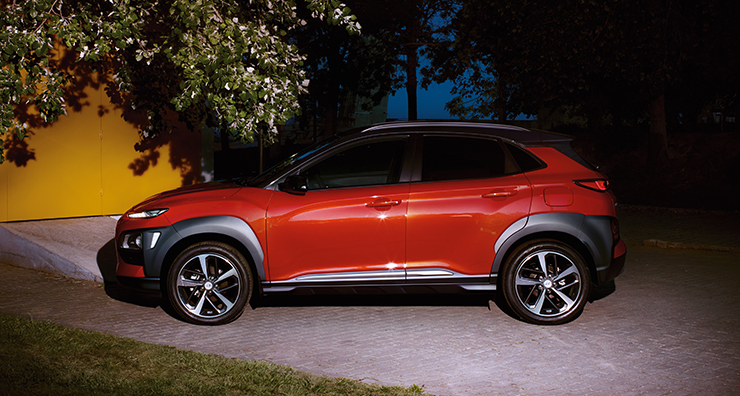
[262,269,497,295]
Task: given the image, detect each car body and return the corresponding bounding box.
[116,121,626,325]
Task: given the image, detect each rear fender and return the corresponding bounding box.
[492,213,612,281]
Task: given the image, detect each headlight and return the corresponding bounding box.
[127,209,169,219]
[119,232,143,250]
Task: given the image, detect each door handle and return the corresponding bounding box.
[482,189,517,198]
[366,198,402,208]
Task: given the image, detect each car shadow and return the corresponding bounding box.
[253,292,494,309]
[589,279,616,302]
[252,280,617,324]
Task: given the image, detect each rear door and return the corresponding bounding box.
[406,135,532,281]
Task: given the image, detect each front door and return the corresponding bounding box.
[266,137,410,282]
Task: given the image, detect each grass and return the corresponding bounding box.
[0,313,425,396]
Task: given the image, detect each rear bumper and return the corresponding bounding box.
[597,239,626,284]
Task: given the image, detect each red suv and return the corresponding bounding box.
[116,121,626,325]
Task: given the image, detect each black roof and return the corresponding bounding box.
[351,121,571,146]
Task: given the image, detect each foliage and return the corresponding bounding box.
[293,5,398,137]
[0,313,425,395]
[427,0,740,128]
[285,0,458,137]
[349,0,458,121]
[0,0,360,164]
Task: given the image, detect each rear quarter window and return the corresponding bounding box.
[504,142,545,172]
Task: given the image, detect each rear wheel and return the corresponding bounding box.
[501,240,591,325]
[166,241,252,325]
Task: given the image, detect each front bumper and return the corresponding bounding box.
[115,225,178,292]
[117,275,162,291]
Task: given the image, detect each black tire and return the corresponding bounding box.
[501,239,591,325]
[166,241,252,325]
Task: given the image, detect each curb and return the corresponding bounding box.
[618,204,740,216]
[640,239,733,253]
[0,225,102,282]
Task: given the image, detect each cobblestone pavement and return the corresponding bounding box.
[617,205,740,250]
[1,244,739,395]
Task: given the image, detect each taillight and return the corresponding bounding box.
[574,179,610,192]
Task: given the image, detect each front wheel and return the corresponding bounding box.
[166,241,252,325]
[501,240,591,325]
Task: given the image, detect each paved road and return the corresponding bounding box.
[1,245,738,395]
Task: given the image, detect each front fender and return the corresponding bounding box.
[145,216,265,281]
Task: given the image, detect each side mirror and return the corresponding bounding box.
[278,175,307,195]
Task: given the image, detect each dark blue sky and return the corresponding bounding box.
[388,81,534,121]
[387,81,457,120]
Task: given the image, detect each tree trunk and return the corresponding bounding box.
[495,78,507,121]
[323,103,338,139]
[320,75,341,139]
[220,129,230,151]
[648,93,669,168]
[258,129,264,174]
[405,45,418,121]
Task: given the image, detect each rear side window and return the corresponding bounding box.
[504,142,544,172]
[421,136,509,182]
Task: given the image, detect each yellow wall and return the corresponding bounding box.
[0,158,7,222]
[1,61,201,222]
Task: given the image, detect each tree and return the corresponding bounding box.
[425,0,557,121]
[428,0,740,166]
[0,0,360,164]
[350,0,457,121]
[295,6,396,138]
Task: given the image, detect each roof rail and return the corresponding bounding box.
[362,120,530,133]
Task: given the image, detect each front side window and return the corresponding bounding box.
[246,136,340,187]
[302,138,407,190]
[421,136,509,182]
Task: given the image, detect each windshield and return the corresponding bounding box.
[243,135,341,187]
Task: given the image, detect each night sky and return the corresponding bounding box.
[387,81,456,120]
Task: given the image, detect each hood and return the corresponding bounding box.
[131,180,242,212]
